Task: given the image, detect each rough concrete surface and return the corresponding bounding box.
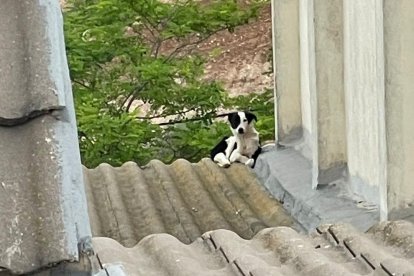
[0,0,65,125]
[313,0,347,182]
[343,0,388,219]
[271,0,302,143]
[383,0,414,219]
[0,0,91,274]
[254,147,379,232]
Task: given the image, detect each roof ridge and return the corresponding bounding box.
[83,157,215,170]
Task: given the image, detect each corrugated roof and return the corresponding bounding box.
[93,220,414,276]
[0,0,65,126]
[0,1,91,274]
[83,158,297,247]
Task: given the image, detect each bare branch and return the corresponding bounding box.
[152,37,165,58]
[142,22,158,41]
[119,85,140,110]
[124,82,149,112]
[72,79,91,90]
[153,108,264,126]
[159,0,192,29]
[156,111,217,126]
[165,27,228,62]
[136,107,198,120]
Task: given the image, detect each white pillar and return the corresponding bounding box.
[343,0,388,220]
[384,0,414,220]
[313,0,347,185]
[299,0,318,188]
[271,0,302,145]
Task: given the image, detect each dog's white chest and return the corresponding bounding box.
[241,143,250,154]
[237,135,259,157]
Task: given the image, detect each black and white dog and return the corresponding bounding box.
[210,111,261,168]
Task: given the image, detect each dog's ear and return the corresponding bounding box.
[245,111,257,123]
[228,112,240,129]
[227,112,236,123]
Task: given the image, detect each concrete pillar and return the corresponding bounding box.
[299,0,318,188]
[313,0,347,185]
[383,0,414,220]
[298,0,347,188]
[271,0,301,144]
[271,0,414,222]
[343,0,388,220]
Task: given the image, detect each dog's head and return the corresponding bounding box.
[228,111,257,136]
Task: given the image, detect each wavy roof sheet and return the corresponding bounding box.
[93,220,414,276]
[83,158,296,247]
[0,1,91,274]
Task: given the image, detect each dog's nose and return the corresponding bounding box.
[238,128,244,134]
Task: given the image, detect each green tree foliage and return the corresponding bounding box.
[64,0,274,168]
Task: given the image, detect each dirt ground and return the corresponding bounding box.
[159,3,274,96]
[198,4,274,96]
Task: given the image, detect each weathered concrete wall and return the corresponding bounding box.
[271,0,302,144]
[295,0,347,188]
[383,0,414,220]
[271,0,414,220]
[314,0,347,184]
[343,0,388,219]
[298,0,318,188]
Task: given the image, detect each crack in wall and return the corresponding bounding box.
[0,106,64,127]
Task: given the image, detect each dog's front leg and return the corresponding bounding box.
[213,152,231,168]
[229,151,254,167]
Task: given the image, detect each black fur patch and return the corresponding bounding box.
[245,111,257,123]
[210,136,229,159]
[251,146,262,168]
[210,137,238,160]
[228,112,240,130]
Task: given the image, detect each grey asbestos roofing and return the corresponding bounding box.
[93,220,414,276]
[0,1,91,275]
[84,158,414,275]
[0,0,65,125]
[83,158,296,247]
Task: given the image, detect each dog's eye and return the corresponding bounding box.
[243,119,247,122]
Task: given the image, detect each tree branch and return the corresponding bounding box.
[159,0,191,29]
[123,82,149,112]
[156,111,219,126]
[78,131,94,146]
[154,108,264,126]
[136,107,198,120]
[152,37,165,58]
[72,79,91,90]
[165,27,228,62]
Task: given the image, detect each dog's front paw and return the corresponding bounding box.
[217,161,231,168]
[245,158,254,168]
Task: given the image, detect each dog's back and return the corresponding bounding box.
[210,136,230,160]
